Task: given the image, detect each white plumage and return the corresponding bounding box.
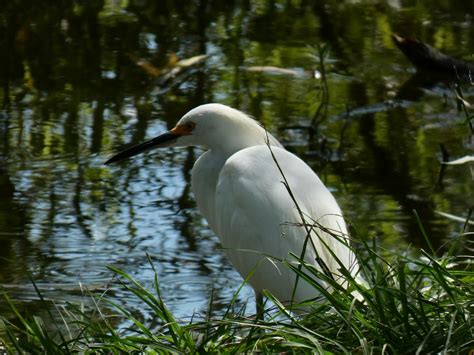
[106,103,361,308]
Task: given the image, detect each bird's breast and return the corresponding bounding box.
[191,150,228,233]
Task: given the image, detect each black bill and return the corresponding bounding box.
[105,131,178,165]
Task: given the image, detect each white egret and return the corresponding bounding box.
[105,103,361,313]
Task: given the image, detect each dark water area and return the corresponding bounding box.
[0,0,472,324]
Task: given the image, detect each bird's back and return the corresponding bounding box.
[213,145,359,304]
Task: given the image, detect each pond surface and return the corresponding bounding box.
[0,0,473,324]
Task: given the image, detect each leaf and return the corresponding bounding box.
[434,210,474,225]
[442,156,474,165]
[136,59,162,77]
[455,93,472,108]
[176,54,207,68]
[242,66,306,77]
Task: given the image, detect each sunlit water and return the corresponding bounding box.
[0,1,472,327]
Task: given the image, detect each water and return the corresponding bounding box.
[0,1,472,324]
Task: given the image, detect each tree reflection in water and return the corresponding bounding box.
[0,0,472,321]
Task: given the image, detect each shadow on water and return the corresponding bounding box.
[0,0,472,325]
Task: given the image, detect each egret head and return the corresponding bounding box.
[105,103,275,165]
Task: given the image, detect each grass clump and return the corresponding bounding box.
[0,238,472,354]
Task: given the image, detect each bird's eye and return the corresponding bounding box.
[186,122,196,130]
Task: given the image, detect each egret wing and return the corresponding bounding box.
[214,145,357,303]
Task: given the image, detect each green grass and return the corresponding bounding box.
[0,235,472,354]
